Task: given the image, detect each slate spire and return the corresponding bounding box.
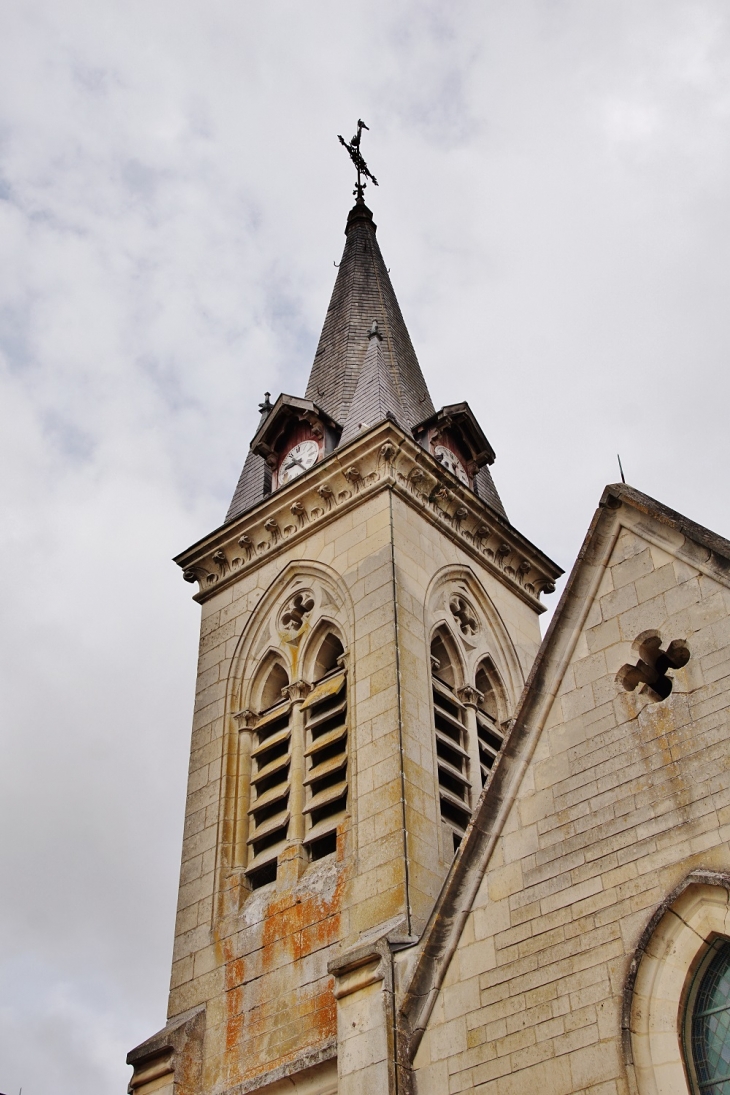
[305,199,435,434]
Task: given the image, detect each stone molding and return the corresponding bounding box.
[627,872,730,1095]
[175,422,561,611]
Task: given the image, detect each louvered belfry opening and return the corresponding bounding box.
[247,663,292,888]
[430,631,472,854]
[303,633,348,862]
[475,661,507,788]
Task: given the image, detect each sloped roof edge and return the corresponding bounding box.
[396,481,730,1072]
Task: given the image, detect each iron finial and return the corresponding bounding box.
[338,119,378,202]
[258,392,272,416]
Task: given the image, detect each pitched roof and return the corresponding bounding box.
[305,199,435,432]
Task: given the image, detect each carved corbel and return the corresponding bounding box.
[473,523,490,550]
[343,465,363,492]
[264,518,281,544]
[379,441,397,465]
[237,533,254,559]
[317,484,335,510]
[496,543,511,566]
[212,549,228,575]
[517,560,531,583]
[430,484,451,509]
[290,501,308,527]
[182,565,212,587]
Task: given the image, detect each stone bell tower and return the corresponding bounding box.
[126,180,561,1094]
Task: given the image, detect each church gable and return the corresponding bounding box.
[406,484,730,1095]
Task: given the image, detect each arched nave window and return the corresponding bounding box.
[628,877,730,1095]
[684,940,730,1094]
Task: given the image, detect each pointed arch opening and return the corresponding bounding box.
[430,627,471,856]
[312,631,345,682]
[474,658,508,788]
[246,658,292,889]
[302,627,348,862]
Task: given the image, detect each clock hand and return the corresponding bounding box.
[284,455,305,470]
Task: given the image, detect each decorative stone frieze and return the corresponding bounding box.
[174,421,561,609]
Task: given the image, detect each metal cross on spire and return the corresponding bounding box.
[338,119,378,201]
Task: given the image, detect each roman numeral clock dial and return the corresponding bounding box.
[278,439,320,485]
[434,444,469,486]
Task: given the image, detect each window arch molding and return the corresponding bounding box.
[227,560,354,717]
[429,622,467,692]
[249,651,290,713]
[424,564,525,707]
[211,562,354,905]
[299,617,348,684]
[626,871,730,1095]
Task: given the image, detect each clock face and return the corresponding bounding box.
[278,439,320,485]
[434,445,469,486]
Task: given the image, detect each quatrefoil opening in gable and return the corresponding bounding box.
[279,591,315,635]
[449,595,478,637]
[616,630,690,702]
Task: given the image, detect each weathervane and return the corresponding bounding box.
[338,119,378,201]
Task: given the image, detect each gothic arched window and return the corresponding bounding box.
[302,631,348,861]
[685,940,730,1094]
[246,661,292,888]
[430,629,471,854]
[474,659,507,788]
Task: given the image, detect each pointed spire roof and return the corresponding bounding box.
[304,200,435,431]
[224,197,507,525]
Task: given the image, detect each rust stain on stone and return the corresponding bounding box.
[220,864,347,1087]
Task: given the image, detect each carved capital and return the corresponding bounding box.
[284,680,311,704]
[233,708,257,729]
[456,686,483,708]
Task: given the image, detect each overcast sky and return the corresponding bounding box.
[1,2,729,1091]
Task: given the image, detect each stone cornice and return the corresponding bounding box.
[174,422,562,610]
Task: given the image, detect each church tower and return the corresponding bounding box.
[126,162,561,1094]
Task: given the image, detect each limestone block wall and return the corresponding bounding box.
[168,489,415,1092]
[411,510,730,1094]
[390,494,543,932]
